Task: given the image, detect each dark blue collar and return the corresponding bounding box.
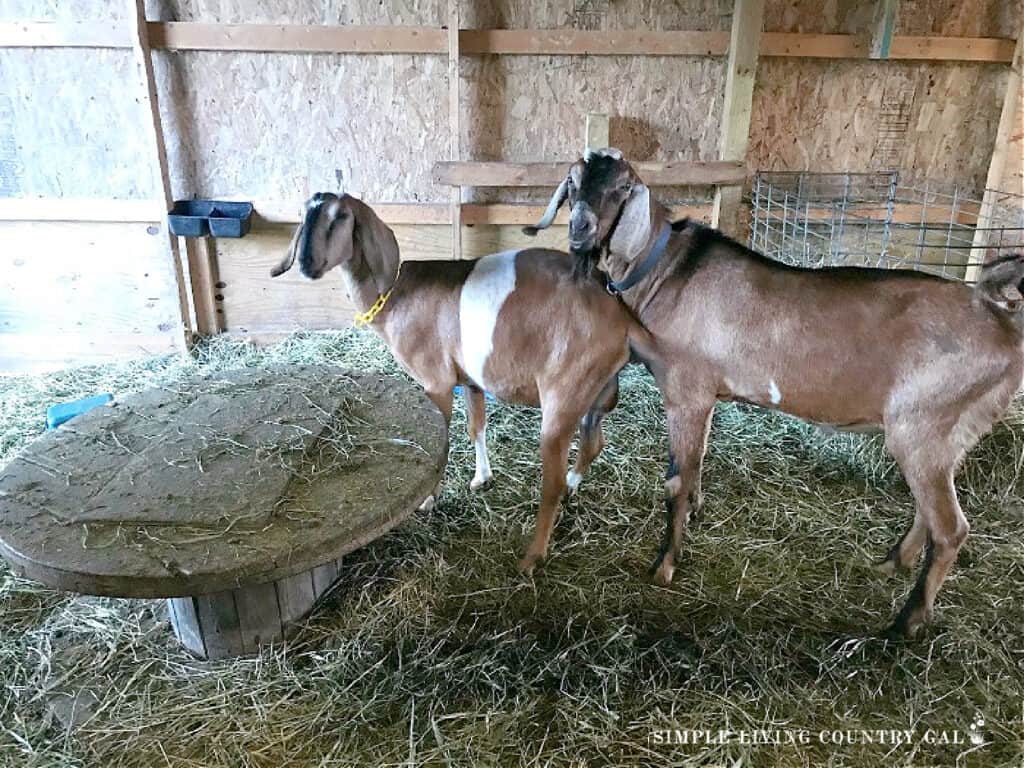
[606,224,672,296]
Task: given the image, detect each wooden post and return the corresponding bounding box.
[447,0,462,260]
[585,113,609,151]
[868,0,898,60]
[127,0,192,350]
[711,0,764,239]
[185,237,224,335]
[965,29,1023,283]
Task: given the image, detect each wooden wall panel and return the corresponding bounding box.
[0,221,182,371]
[214,223,570,334]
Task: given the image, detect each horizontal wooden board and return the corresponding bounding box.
[149,22,447,54]
[0,199,710,226]
[0,221,183,372]
[433,161,746,187]
[0,198,163,222]
[0,333,179,374]
[458,29,730,56]
[0,22,1014,63]
[0,21,129,48]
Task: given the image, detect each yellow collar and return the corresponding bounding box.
[352,266,401,328]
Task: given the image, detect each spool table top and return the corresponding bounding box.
[0,367,446,598]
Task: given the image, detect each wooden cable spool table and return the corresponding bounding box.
[0,366,447,659]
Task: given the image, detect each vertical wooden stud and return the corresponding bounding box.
[711,0,764,239]
[585,113,609,151]
[447,0,462,260]
[185,237,223,335]
[868,0,898,60]
[127,0,192,351]
[965,29,1023,283]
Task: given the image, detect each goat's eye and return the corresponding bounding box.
[619,183,632,194]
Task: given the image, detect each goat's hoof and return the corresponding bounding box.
[517,553,542,577]
[417,495,436,513]
[872,558,899,578]
[652,560,675,587]
[469,472,492,492]
[565,470,583,494]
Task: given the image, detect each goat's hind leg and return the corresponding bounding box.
[883,433,970,639]
[567,375,619,493]
[873,510,927,577]
[464,384,493,491]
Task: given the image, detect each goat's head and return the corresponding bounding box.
[524,148,654,270]
[270,192,399,295]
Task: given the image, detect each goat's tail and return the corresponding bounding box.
[975,253,1024,313]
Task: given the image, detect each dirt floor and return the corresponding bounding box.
[1,331,1023,767]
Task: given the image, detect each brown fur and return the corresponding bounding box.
[529,152,1024,638]
[273,193,663,573]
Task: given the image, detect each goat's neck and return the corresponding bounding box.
[339,258,396,324]
[604,202,673,312]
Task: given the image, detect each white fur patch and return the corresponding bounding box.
[459,250,518,390]
[768,380,782,405]
[566,470,583,492]
[471,432,492,490]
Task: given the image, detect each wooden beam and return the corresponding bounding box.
[0,22,1014,63]
[148,22,446,53]
[0,21,129,48]
[966,28,1024,283]
[585,113,609,151]
[127,0,192,352]
[447,0,462,260]
[712,0,764,238]
[459,29,729,56]
[433,160,746,187]
[0,198,162,222]
[868,0,898,60]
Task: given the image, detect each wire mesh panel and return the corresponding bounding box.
[748,172,1024,282]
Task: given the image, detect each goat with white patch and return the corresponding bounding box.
[272,193,661,573]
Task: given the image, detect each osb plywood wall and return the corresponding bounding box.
[1,0,1018,203]
[0,0,1020,366]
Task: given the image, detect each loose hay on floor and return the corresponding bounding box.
[1,331,1023,767]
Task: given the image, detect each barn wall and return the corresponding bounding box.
[0,0,1019,369]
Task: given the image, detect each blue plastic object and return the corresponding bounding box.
[46,394,114,430]
[453,385,496,402]
[168,200,253,238]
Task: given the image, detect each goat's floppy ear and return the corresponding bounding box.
[523,173,570,236]
[348,195,400,294]
[608,184,653,261]
[270,218,303,277]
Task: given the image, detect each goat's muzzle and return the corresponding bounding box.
[568,203,598,251]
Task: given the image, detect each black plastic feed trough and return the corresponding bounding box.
[168,200,253,238]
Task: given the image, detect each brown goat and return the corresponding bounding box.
[528,149,1024,638]
[272,192,661,573]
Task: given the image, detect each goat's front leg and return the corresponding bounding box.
[651,401,715,586]
[419,387,454,513]
[518,407,576,576]
[464,385,492,491]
